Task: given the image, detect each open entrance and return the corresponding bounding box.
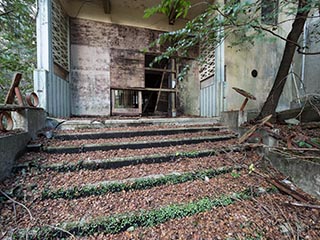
[110,55,177,117]
[143,55,176,116]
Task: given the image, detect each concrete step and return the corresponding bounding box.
[54,125,227,140]
[15,145,252,172]
[27,134,237,154]
[52,117,220,130]
[41,165,242,200]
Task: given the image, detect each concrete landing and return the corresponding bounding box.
[50,117,221,130]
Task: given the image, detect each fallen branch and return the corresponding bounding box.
[44,224,76,240]
[0,191,78,240]
[239,115,272,144]
[0,190,33,221]
[288,202,320,210]
[301,122,320,130]
[287,134,296,149]
[267,178,312,203]
[273,147,320,154]
[305,139,320,149]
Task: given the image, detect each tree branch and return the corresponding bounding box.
[253,25,320,55]
[252,25,300,47]
[297,48,320,55]
[0,10,13,17]
[0,190,33,221]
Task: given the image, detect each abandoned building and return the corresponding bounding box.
[34,0,320,118]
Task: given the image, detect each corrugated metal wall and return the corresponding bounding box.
[200,77,216,117]
[34,70,71,117]
[48,74,70,117]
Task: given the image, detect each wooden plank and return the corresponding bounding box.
[4,73,22,104]
[138,91,142,115]
[111,87,176,93]
[145,67,176,74]
[154,66,167,112]
[0,104,38,111]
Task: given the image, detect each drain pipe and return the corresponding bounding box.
[300,20,308,90]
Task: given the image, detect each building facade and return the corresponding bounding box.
[34,0,318,118]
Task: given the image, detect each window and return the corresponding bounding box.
[261,0,279,25]
[113,90,139,109]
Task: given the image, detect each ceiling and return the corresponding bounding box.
[59,0,214,31]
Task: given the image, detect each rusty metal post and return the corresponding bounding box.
[14,87,24,106]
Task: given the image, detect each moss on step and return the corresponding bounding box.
[14,187,276,239]
[41,166,242,200]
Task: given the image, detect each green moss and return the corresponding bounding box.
[15,187,275,239]
[41,166,241,200]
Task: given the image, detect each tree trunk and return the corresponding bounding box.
[256,0,310,121]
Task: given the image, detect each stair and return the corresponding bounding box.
[1,119,319,239]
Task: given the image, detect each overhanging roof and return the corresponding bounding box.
[59,0,214,31]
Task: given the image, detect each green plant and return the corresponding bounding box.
[311,138,320,145]
[15,187,276,239]
[298,141,312,148]
[144,0,191,24]
[248,164,255,174]
[41,166,241,200]
[231,170,241,178]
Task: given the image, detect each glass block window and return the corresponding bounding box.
[52,0,69,70]
[200,41,215,81]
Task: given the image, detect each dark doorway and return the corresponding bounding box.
[143,54,170,115]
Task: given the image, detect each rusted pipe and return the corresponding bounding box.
[26,92,39,107]
[14,87,24,106]
[240,98,249,111]
[0,111,13,131]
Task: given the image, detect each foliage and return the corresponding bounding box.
[230,170,241,178]
[41,166,241,200]
[248,163,255,174]
[0,0,36,103]
[14,187,275,239]
[144,0,191,22]
[145,0,320,117]
[149,0,318,60]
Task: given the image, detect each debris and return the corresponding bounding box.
[301,122,320,130]
[281,179,297,191]
[239,114,272,143]
[287,134,297,148]
[279,223,291,235]
[127,226,135,232]
[289,202,320,209]
[284,118,300,125]
[268,178,313,203]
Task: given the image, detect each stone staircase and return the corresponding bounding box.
[1,119,319,239]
